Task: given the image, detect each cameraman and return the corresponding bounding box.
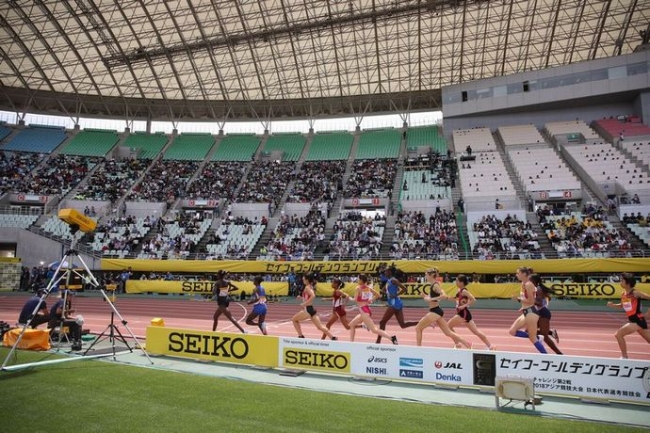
[48,291,83,351]
[18,289,49,328]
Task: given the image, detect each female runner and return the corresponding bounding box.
[212,279,246,333]
[245,276,268,335]
[508,267,546,353]
[414,268,472,348]
[376,267,419,343]
[349,275,398,344]
[607,273,650,359]
[529,273,562,355]
[321,278,353,339]
[446,274,495,350]
[292,274,337,340]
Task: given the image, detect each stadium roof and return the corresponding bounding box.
[0,0,649,121]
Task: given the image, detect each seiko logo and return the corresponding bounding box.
[181,281,213,293]
[284,349,350,371]
[434,361,463,370]
[168,332,249,358]
[436,372,461,382]
[368,356,388,364]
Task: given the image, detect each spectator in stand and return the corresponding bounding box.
[327,211,385,261]
[187,162,246,201]
[632,194,641,204]
[0,151,41,194]
[472,214,540,260]
[344,159,397,198]
[236,161,296,207]
[75,159,149,203]
[264,208,325,261]
[390,210,459,260]
[14,155,96,196]
[127,159,199,204]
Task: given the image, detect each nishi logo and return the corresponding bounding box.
[368,355,388,364]
[434,361,463,370]
[400,369,424,379]
[366,366,388,375]
[399,357,423,368]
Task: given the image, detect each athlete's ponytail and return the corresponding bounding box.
[529,273,552,298]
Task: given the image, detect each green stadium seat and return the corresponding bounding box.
[306,133,353,161]
[407,126,447,154]
[164,133,214,161]
[356,129,401,159]
[263,133,306,161]
[60,130,119,157]
[212,135,261,161]
[123,132,168,159]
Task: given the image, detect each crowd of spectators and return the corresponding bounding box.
[187,161,246,201]
[539,204,632,257]
[204,216,267,260]
[18,155,97,195]
[390,209,459,260]
[261,209,326,261]
[344,159,398,198]
[75,159,150,202]
[236,161,296,206]
[286,161,345,204]
[0,151,41,194]
[127,159,199,203]
[140,211,210,258]
[471,214,541,260]
[622,212,649,226]
[92,214,152,254]
[325,211,386,260]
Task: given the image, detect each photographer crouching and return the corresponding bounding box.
[48,290,83,351]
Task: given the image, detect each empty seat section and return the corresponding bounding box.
[563,143,650,193]
[498,125,545,146]
[212,135,260,161]
[3,126,67,153]
[123,132,168,159]
[164,133,214,161]
[356,129,401,159]
[545,121,601,141]
[594,117,650,139]
[622,141,650,166]
[0,214,39,229]
[306,133,353,161]
[508,147,581,192]
[452,128,495,153]
[459,151,516,199]
[263,134,306,161]
[400,170,451,201]
[407,126,447,154]
[61,129,119,157]
[0,125,12,141]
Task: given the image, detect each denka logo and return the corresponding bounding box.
[436,372,462,382]
[399,357,423,368]
[168,332,249,358]
[366,366,388,375]
[435,361,463,370]
[283,349,351,372]
[368,356,388,364]
[399,369,424,379]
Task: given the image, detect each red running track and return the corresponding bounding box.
[1,294,649,360]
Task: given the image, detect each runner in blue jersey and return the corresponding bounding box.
[376,267,418,343]
[245,276,268,335]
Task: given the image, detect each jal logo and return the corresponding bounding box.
[434,361,463,370]
[368,356,388,364]
[399,357,423,368]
